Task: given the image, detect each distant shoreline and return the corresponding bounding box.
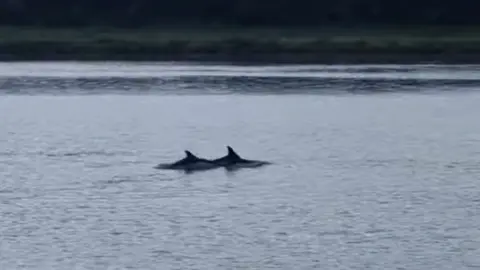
[0,53,480,65]
[2,53,480,65]
[2,26,480,64]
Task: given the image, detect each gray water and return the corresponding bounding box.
[1,62,480,270]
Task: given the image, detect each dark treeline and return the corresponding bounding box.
[0,0,479,27]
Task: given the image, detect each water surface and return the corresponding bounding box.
[1,62,480,270]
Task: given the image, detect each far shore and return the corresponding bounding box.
[3,52,480,65]
[2,26,480,64]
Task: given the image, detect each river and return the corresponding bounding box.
[1,62,480,270]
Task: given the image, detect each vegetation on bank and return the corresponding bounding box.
[2,27,480,62]
[1,0,480,62]
[0,0,478,27]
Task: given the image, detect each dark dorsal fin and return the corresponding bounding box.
[226,146,241,159]
[184,150,198,159]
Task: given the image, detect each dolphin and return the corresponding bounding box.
[211,146,272,170]
[154,150,219,172]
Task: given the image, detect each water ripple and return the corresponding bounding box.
[0,62,479,95]
[2,63,480,270]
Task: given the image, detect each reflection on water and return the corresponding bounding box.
[0,62,479,95]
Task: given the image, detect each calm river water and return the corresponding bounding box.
[1,62,480,270]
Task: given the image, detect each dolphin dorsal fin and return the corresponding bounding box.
[226,146,241,159]
[184,150,198,159]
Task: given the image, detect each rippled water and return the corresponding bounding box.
[1,62,480,270]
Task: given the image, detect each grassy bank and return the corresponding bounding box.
[2,26,480,63]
